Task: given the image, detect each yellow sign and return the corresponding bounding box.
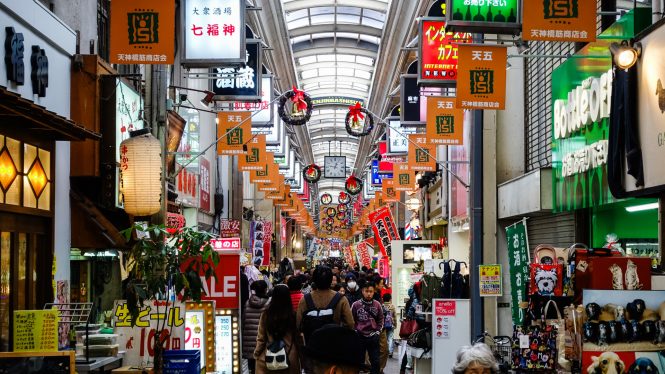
[13,310,59,352]
[382,178,398,203]
[110,0,175,64]
[523,0,597,42]
[427,97,464,145]
[408,135,436,172]
[456,45,507,110]
[217,112,251,156]
[238,135,266,171]
[479,264,503,297]
[394,163,415,192]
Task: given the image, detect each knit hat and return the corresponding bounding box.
[304,324,365,367]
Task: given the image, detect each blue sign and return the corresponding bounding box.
[371,160,393,186]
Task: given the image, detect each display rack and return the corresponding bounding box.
[44,302,94,364]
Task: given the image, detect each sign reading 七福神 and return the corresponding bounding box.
[418,18,473,85]
[210,41,261,101]
[456,44,507,110]
[523,0,597,42]
[110,0,175,64]
[182,0,246,66]
[445,0,521,34]
[427,97,464,145]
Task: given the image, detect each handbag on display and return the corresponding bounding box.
[512,300,561,371]
[399,319,419,339]
[529,245,564,297]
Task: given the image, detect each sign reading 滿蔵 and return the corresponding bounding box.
[426,97,464,145]
[456,44,507,110]
[523,0,597,43]
[110,0,175,64]
[217,111,251,155]
[210,41,261,101]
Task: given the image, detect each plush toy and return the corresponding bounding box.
[626,299,646,321]
[642,320,657,341]
[600,304,618,322]
[597,322,610,346]
[653,320,665,344]
[607,320,619,344]
[586,303,601,321]
[584,322,598,344]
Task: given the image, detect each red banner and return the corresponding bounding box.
[219,219,241,238]
[251,221,272,267]
[199,158,211,212]
[181,252,240,309]
[344,246,357,268]
[368,206,400,258]
[356,242,372,270]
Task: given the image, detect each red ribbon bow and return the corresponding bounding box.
[349,102,365,123]
[291,86,308,111]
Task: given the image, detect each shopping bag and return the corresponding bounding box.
[511,323,558,370]
[529,245,564,296]
[399,319,419,339]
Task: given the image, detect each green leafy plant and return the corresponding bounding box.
[121,224,220,372]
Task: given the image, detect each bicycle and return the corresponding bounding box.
[474,331,513,373]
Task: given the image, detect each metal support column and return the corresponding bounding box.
[470,91,485,338]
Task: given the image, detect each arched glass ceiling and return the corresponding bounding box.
[281,0,389,199]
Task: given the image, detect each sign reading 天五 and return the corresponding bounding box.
[523,0,597,42]
[426,97,464,145]
[456,44,507,110]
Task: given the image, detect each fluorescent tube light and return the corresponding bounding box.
[625,202,659,212]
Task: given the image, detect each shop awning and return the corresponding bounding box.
[0,86,101,141]
[70,189,127,249]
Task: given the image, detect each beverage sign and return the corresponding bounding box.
[408,135,437,172]
[418,18,473,85]
[217,111,251,155]
[13,310,59,352]
[182,0,246,66]
[211,41,261,101]
[445,0,520,34]
[110,0,175,64]
[506,219,529,325]
[426,97,464,145]
[523,0,597,42]
[456,44,507,110]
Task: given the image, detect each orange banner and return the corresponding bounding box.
[523,0,596,42]
[408,135,437,172]
[456,45,507,110]
[110,0,175,64]
[250,153,274,184]
[217,112,251,156]
[394,163,415,192]
[238,135,266,171]
[382,178,398,203]
[427,97,464,145]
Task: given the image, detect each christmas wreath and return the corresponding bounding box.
[338,204,348,213]
[320,193,333,205]
[326,207,337,218]
[345,102,374,136]
[278,86,313,126]
[338,191,350,204]
[302,164,321,183]
[345,175,363,195]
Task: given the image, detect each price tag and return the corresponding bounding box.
[519,334,529,349]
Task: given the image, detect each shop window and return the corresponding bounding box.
[0,136,52,212]
[0,136,21,206]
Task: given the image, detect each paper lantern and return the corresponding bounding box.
[120,130,162,216]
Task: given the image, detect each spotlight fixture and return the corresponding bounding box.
[200,90,215,107]
[609,40,641,70]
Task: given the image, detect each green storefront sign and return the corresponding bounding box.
[445,0,520,34]
[552,9,651,213]
[506,219,529,325]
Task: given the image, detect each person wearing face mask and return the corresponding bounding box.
[344,274,361,306]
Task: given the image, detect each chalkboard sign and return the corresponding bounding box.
[0,351,74,374]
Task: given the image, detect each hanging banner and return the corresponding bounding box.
[238,135,266,171]
[523,0,597,42]
[181,0,246,66]
[250,153,275,184]
[382,178,398,203]
[418,18,473,85]
[394,163,415,192]
[408,135,437,172]
[211,41,262,101]
[250,221,272,267]
[427,97,464,145]
[444,0,521,34]
[219,219,241,238]
[217,111,251,155]
[13,310,59,352]
[113,300,186,367]
[479,264,502,297]
[369,206,400,258]
[356,241,373,270]
[199,158,211,212]
[456,44,507,110]
[506,219,530,325]
[110,0,175,64]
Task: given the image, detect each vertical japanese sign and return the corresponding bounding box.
[456,44,507,110]
[13,310,59,352]
[479,264,502,297]
[427,97,465,145]
[368,206,401,257]
[388,118,413,154]
[182,0,246,65]
[408,135,437,172]
[199,158,211,212]
[115,80,145,208]
[394,163,415,192]
[217,111,251,155]
[110,0,175,64]
[523,0,597,42]
[356,242,373,269]
[418,18,473,85]
[113,300,186,367]
[250,221,272,267]
[506,219,530,325]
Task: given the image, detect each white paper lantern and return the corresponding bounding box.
[119,130,162,216]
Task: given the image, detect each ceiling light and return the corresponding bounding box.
[625,202,658,212]
[610,40,641,70]
[200,91,215,107]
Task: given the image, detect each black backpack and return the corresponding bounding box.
[301,292,343,344]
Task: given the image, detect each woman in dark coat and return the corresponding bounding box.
[242,280,269,374]
[254,284,301,374]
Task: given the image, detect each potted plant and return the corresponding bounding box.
[121,224,220,373]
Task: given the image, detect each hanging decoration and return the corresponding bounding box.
[302,164,322,183]
[345,175,363,196]
[338,191,350,204]
[119,129,162,216]
[326,207,337,218]
[320,193,333,205]
[325,218,334,226]
[345,102,374,137]
[336,211,347,220]
[278,86,313,126]
[338,204,348,213]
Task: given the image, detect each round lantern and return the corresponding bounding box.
[320,193,333,205]
[345,175,363,196]
[303,164,321,183]
[120,129,162,216]
[326,207,337,217]
[338,204,347,213]
[336,211,346,220]
[338,191,350,204]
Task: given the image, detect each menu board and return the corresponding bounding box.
[215,315,233,374]
[13,310,59,352]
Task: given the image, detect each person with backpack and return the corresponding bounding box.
[382,293,396,358]
[254,284,301,373]
[351,282,384,374]
[243,280,270,374]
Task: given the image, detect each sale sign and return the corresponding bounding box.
[202,252,240,309]
[368,205,400,257]
[219,219,241,238]
[217,111,251,155]
[426,97,464,145]
[435,300,456,316]
[418,19,473,85]
[456,44,507,110]
[523,0,597,42]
